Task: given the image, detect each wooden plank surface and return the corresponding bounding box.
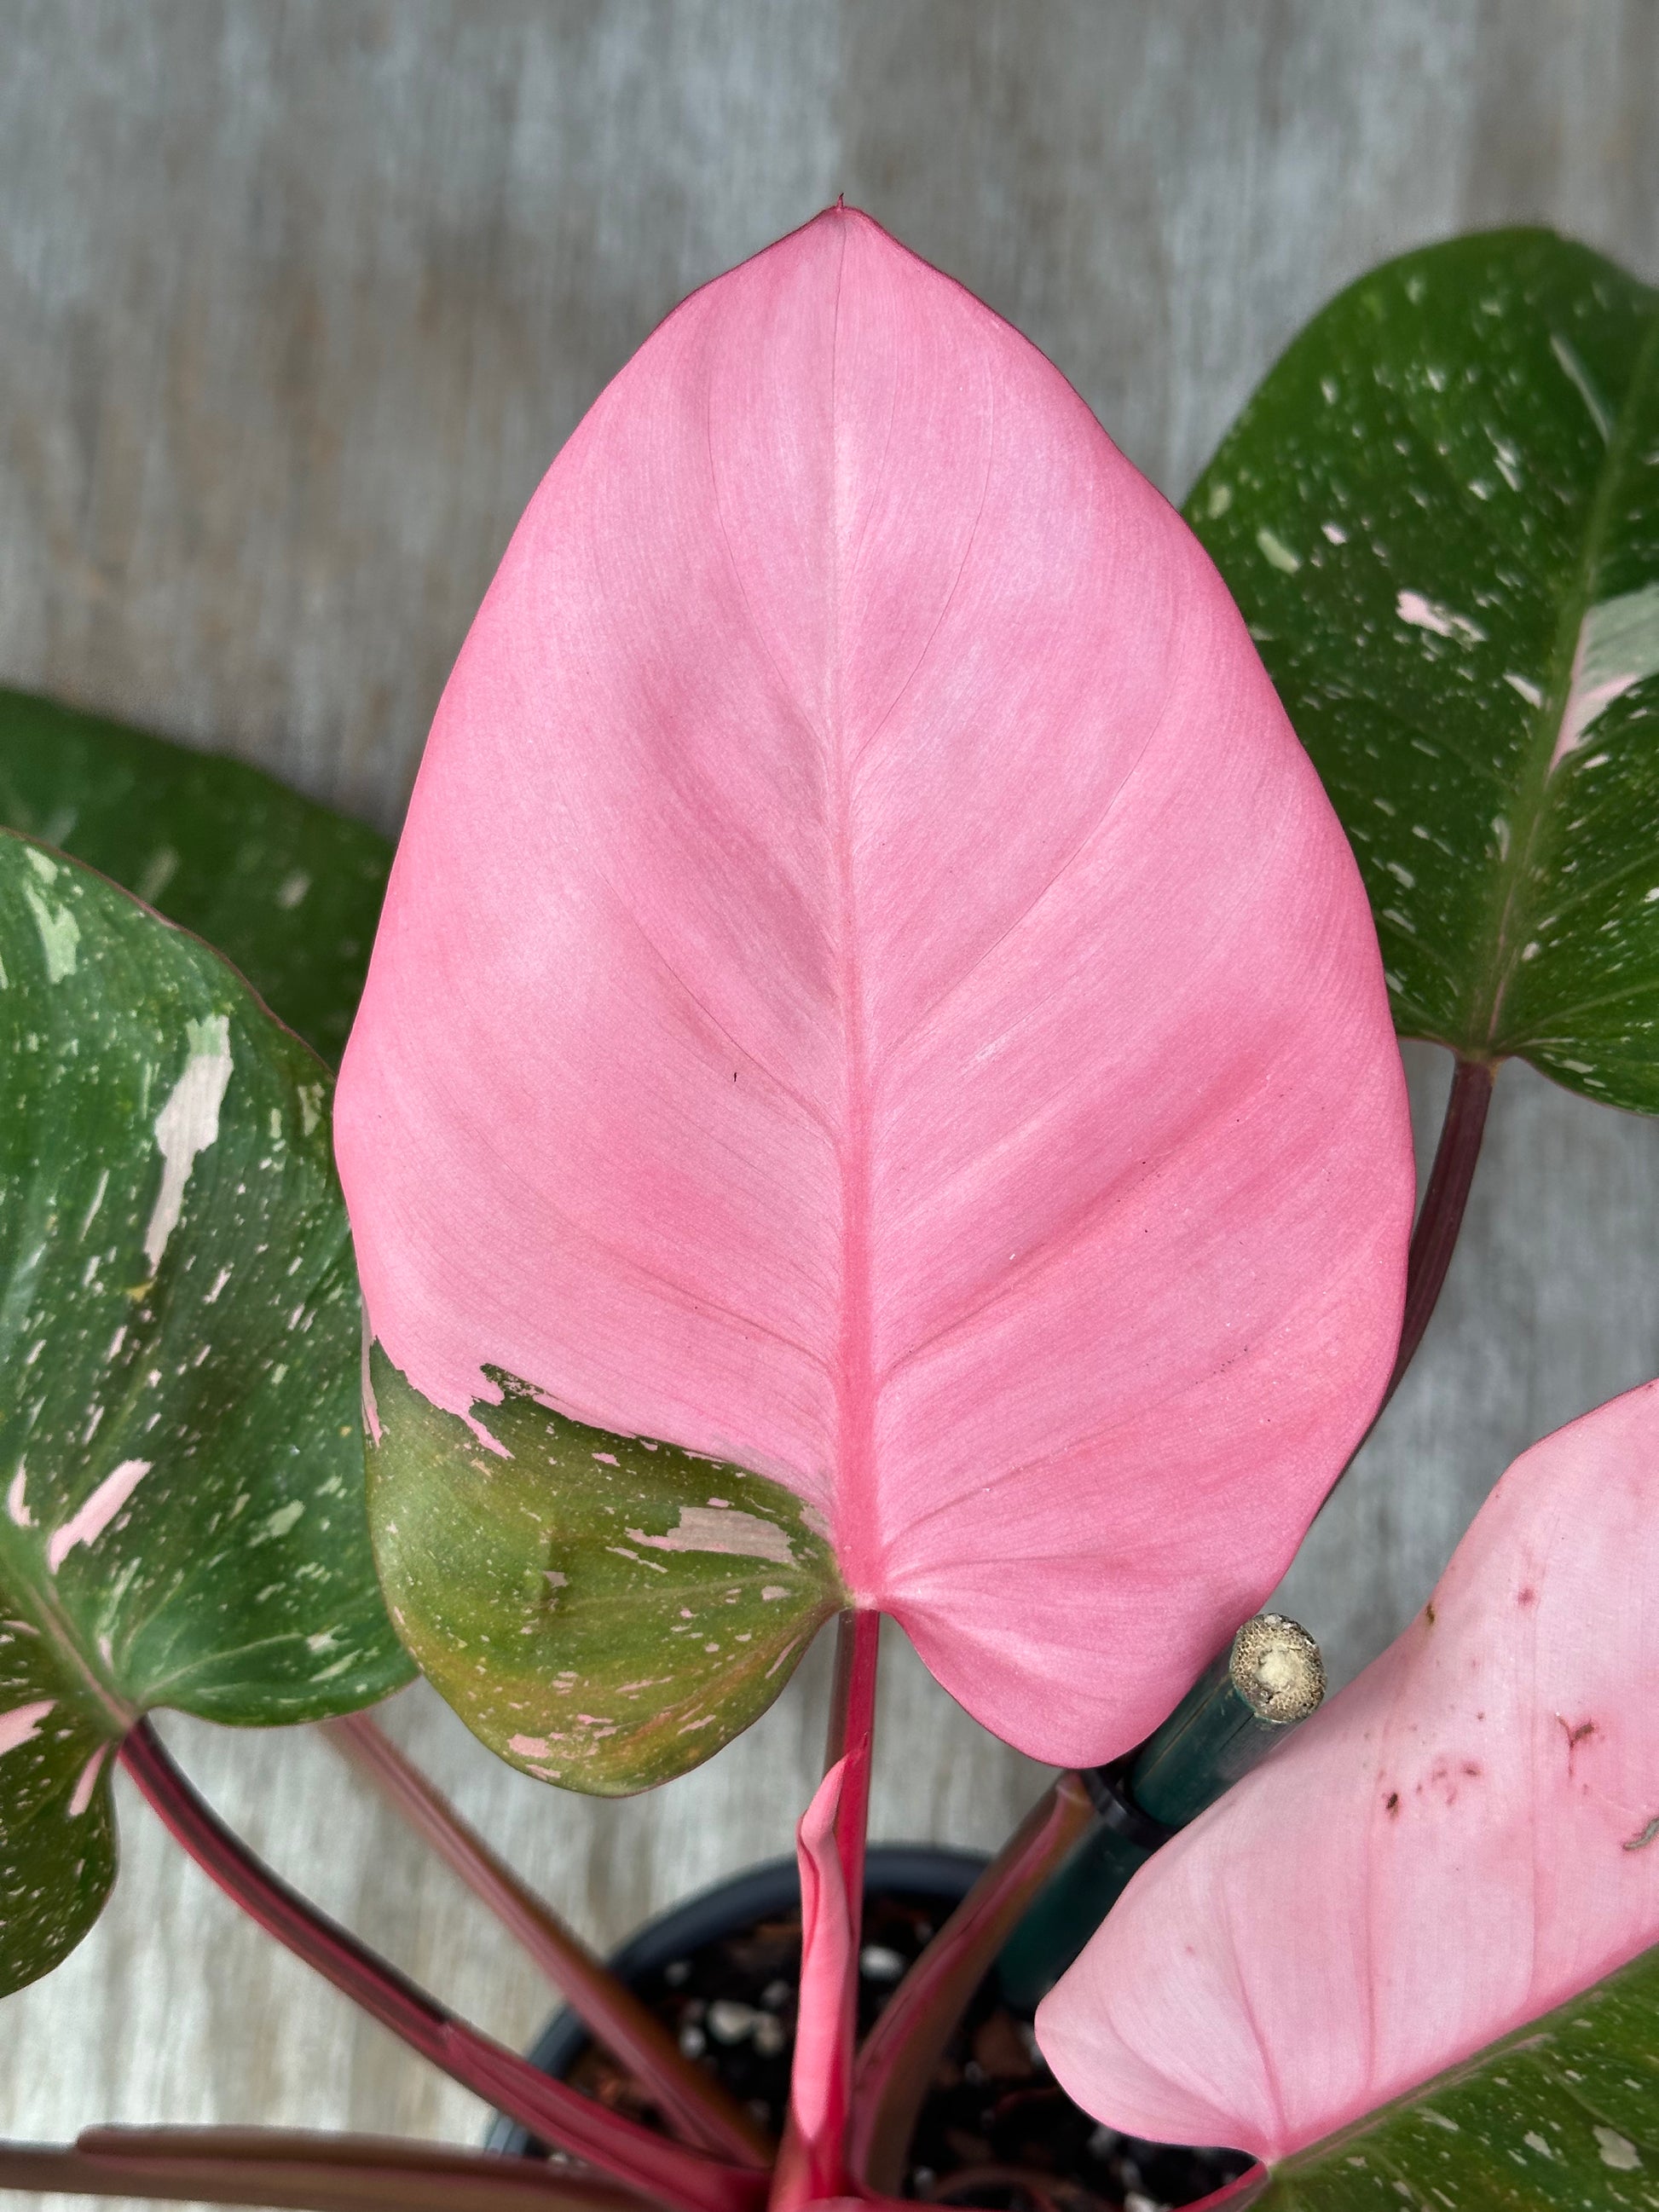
[3,0,1659,2194]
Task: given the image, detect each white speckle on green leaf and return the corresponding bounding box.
[144,1016,234,1270]
[1550,332,1613,441]
[1205,481,1233,517]
[1396,592,1486,645]
[1595,2126,1641,2170]
[1488,432,1523,491]
[136,846,179,904]
[22,883,80,980]
[1552,584,1659,770]
[605,1544,668,1574]
[276,870,311,909]
[1257,527,1301,574]
[79,1169,110,1239]
[254,1499,305,1544]
[298,1083,323,1137]
[626,1505,795,1566]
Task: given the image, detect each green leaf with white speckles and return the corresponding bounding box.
[0,686,391,1065]
[367,1346,845,1797]
[1236,1942,1659,2209]
[1188,230,1659,1112]
[0,831,411,1997]
[0,1611,116,2000]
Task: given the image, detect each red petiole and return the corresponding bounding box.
[847,1770,1095,2193]
[322,1712,771,2167]
[118,1722,764,2212]
[767,1606,882,2211]
[1384,1053,1495,1406]
[0,2128,652,2212]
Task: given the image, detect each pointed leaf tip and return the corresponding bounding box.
[1036,1376,1659,2164]
[338,211,1413,1774]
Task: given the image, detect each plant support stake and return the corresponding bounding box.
[998,1615,1325,2007]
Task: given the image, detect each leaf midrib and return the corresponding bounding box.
[1477,295,1659,1057]
[0,1549,136,1738]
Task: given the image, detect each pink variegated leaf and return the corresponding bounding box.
[335,206,1412,1792]
[1036,1377,1659,2164]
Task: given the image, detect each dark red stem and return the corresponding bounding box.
[824,1606,881,1952]
[117,1723,762,2212]
[1384,1054,1495,1406]
[0,2129,650,2212]
[323,1713,770,2166]
[847,1772,1095,2192]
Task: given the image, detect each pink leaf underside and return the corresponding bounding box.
[335,205,1412,1765]
[791,1756,853,2150]
[1035,1377,1659,2163]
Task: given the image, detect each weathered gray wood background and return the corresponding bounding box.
[3,0,1659,2198]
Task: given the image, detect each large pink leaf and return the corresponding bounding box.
[1036,1377,1659,2161]
[335,206,1411,1767]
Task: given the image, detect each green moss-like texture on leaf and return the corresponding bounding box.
[368,1347,846,1797]
[0,687,390,1064]
[1244,1942,1659,2209]
[0,832,411,1995]
[1188,230,1659,1112]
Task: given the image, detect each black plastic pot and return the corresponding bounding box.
[487,1844,987,2158]
[488,1845,1254,2211]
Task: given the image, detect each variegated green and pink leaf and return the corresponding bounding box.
[0,833,408,1997]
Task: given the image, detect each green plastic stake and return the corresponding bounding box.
[998,1614,1324,2006]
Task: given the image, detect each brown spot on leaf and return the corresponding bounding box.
[1558,1715,1598,1778]
[1517,1586,1537,1607]
[1384,1791,1400,1816]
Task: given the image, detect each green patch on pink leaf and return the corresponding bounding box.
[367,1347,844,1795]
